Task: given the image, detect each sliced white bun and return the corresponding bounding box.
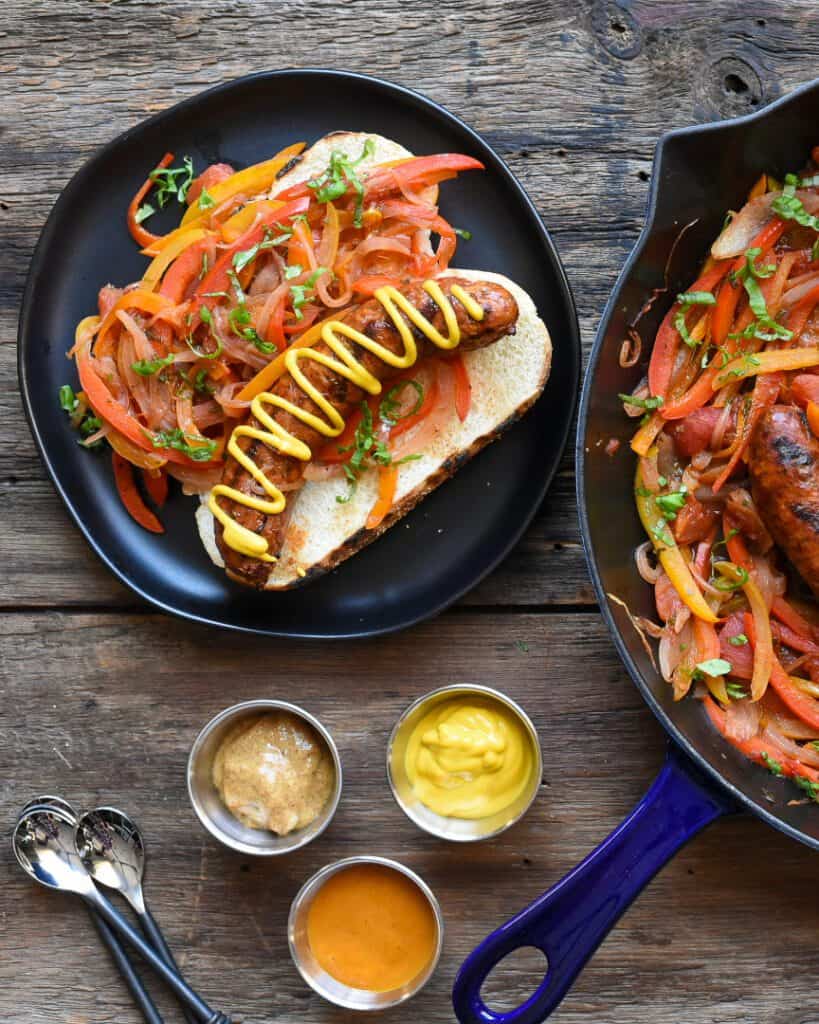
[270,130,414,196]
[196,267,552,588]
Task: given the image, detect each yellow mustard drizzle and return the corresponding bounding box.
[209,280,485,561]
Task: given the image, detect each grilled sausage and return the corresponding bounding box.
[748,404,819,597]
[215,277,519,586]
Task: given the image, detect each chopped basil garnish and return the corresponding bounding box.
[290,267,331,320]
[674,291,716,348]
[772,186,819,233]
[729,633,749,647]
[307,139,375,227]
[618,392,664,410]
[148,156,195,210]
[59,385,78,414]
[695,658,732,678]
[197,187,216,210]
[335,400,421,504]
[713,564,749,591]
[655,488,687,521]
[185,305,223,360]
[726,682,748,700]
[135,202,155,224]
[761,752,784,777]
[454,227,472,240]
[150,428,217,462]
[132,353,175,377]
[379,380,423,424]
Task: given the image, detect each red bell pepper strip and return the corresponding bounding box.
[747,614,819,730]
[159,238,212,304]
[722,512,754,572]
[648,260,731,400]
[710,371,782,493]
[661,220,787,419]
[127,152,174,249]
[142,468,169,508]
[76,340,220,467]
[193,197,310,316]
[275,154,484,204]
[451,354,471,422]
[704,697,819,783]
[112,453,164,533]
[771,596,819,642]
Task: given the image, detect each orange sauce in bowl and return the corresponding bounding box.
[306,863,439,992]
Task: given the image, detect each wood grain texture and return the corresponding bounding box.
[3,1,819,1022]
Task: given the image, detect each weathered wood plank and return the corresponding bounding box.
[2,610,818,1024]
[3,3,819,1024]
[4,0,812,607]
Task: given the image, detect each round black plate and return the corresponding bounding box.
[19,69,580,639]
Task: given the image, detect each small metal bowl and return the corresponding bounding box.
[387,683,542,841]
[288,855,443,1010]
[187,699,342,856]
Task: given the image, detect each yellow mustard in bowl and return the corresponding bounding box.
[404,698,534,819]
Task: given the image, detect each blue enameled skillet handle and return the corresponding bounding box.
[452,744,736,1024]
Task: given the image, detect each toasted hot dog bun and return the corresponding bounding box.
[195,133,552,588]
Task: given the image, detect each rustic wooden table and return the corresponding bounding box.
[3,2,819,1021]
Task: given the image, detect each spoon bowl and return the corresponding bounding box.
[77,807,147,912]
[18,796,77,823]
[13,806,96,896]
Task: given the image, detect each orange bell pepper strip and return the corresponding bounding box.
[142,228,210,290]
[806,400,819,440]
[367,464,398,530]
[647,260,731,400]
[178,143,305,227]
[112,452,164,533]
[127,152,174,249]
[451,354,471,422]
[94,290,173,354]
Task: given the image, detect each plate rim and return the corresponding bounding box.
[18,66,581,640]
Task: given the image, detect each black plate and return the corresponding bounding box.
[578,77,819,850]
[19,69,579,639]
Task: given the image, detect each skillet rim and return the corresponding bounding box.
[17,67,581,640]
[576,75,819,851]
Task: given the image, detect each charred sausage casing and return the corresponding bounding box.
[748,404,819,598]
[215,277,519,587]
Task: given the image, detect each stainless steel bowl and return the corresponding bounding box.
[387,683,542,841]
[187,699,342,856]
[288,855,443,1010]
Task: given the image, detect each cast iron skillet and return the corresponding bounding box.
[18,69,579,640]
[453,78,819,1024]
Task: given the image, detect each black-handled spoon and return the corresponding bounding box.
[17,798,164,1024]
[13,807,231,1024]
[76,807,197,1024]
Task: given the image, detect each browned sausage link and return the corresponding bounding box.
[216,277,519,586]
[748,404,819,597]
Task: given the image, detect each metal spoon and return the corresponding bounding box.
[17,797,165,1024]
[13,807,231,1024]
[77,807,197,1024]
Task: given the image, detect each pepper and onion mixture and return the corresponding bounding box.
[61,142,479,534]
[621,148,819,804]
